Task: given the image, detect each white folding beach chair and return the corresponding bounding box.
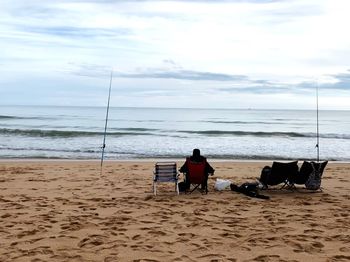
[153,162,179,195]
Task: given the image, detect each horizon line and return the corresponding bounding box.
[0,104,349,111]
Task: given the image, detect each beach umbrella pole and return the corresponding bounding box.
[100,70,113,175]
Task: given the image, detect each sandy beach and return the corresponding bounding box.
[0,160,349,261]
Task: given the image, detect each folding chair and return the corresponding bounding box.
[289,161,328,191]
[258,161,298,189]
[153,162,179,196]
[184,159,208,194]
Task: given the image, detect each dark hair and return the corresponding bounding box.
[192,148,201,158]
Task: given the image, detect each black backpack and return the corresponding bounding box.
[259,166,272,187]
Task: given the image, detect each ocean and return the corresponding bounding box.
[1,105,349,161]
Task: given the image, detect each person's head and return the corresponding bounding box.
[192,148,201,158]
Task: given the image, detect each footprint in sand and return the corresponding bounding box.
[77,234,108,248]
[292,241,324,254]
[219,232,238,238]
[133,259,161,262]
[178,232,195,238]
[252,255,281,262]
[330,255,350,262]
[17,229,39,239]
[339,246,350,252]
[131,234,142,241]
[104,256,119,262]
[304,228,324,234]
[147,229,167,237]
[60,221,85,231]
[339,212,349,217]
[1,213,12,219]
[197,253,226,260]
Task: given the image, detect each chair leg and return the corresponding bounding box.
[280,180,294,190]
[189,184,200,194]
[288,183,297,191]
[175,182,179,195]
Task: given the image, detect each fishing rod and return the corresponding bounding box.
[316,80,320,163]
[100,70,113,175]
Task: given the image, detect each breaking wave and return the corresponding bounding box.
[0,127,349,139]
[0,128,156,138]
[178,130,350,139]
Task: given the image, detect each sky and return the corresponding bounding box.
[0,0,350,109]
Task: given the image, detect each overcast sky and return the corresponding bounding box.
[1,0,350,109]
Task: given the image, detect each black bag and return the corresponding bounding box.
[259,166,272,187]
[241,182,259,192]
[230,182,270,200]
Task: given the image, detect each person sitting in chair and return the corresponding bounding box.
[179,149,214,191]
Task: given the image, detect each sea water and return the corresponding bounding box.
[1,105,349,161]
